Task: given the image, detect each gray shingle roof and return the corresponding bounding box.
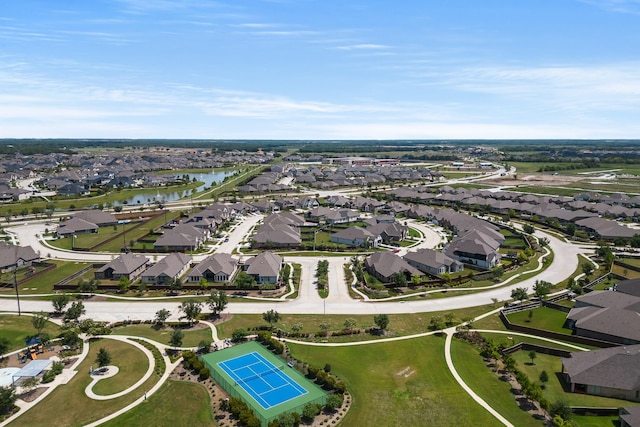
[562,345,640,391]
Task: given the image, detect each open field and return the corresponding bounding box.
[215,305,494,341]
[506,307,572,335]
[100,380,214,427]
[92,339,150,396]
[289,336,501,427]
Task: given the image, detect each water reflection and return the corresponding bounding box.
[114,170,236,206]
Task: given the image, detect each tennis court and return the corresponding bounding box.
[201,341,327,426]
[219,351,307,409]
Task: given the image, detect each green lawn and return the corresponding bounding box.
[215,305,494,341]
[50,223,138,250]
[95,211,181,252]
[100,380,214,427]
[111,324,214,347]
[0,315,60,354]
[91,339,150,396]
[11,338,162,427]
[290,336,501,427]
[506,307,573,335]
[0,261,92,295]
[511,350,635,408]
[451,338,543,426]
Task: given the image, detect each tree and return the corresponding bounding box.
[527,310,533,322]
[231,328,248,343]
[77,278,98,294]
[21,376,40,394]
[392,272,407,287]
[302,402,322,422]
[550,400,572,421]
[179,299,202,325]
[51,293,71,314]
[0,337,9,356]
[510,287,528,302]
[96,347,112,368]
[517,251,529,265]
[528,350,537,365]
[154,309,171,327]
[319,321,330,336]
[64,301,86,322]
[539,370,549,388]
[343,318,357,331]
[533,280,552,300]
[490,265,504,279]
[429,315,445,331]
[523,224,535,234]
[324,393,343,411]
[263,309,281,328]
[207,290,228,316]
[31,312,48,336]
[235,271,256,289]
[374,313,389,331]
[118,276,131,293]
[565,223,576,237]
[169,277,183,292]
[581,262,594,278]
[0,386,17,415]
[169,329,184,348]
[199,278,209,291]
[444,312,455,326]
[291,322,303,335]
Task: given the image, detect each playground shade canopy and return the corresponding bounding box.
[12,359,52,385]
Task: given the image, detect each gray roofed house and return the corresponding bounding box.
[188,253,238,283]
[562,344,640,401]
[567,290,640,345]
[0,242,39,272]
[575,217,638,240]
[95,253,149,281]
[56,217,99,237]
[73,209,118,226]
[617,279,640,298]
[141,253,191,285]
[620,406,640,427]
[404,248,463,276]
[364,252,422,283]
[243,251,282,284]
[330,226,381,248]
[443,229,502,269]
[154,224,207,251]
[253,223,301,248]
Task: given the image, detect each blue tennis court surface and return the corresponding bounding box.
[218,351,308,409]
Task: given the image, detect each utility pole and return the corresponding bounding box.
[14,269,21,316]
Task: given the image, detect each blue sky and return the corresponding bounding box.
[1,0,639,139]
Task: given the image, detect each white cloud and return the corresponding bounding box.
[336,44,390,51]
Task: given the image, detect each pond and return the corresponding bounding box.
[114,169,237,206]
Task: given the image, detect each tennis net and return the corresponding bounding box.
[237,364,285,384]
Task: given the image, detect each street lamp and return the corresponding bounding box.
[13,268,21,316]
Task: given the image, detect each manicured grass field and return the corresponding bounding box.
[112,324,213,347]
[100,380,214,427]
[450,338,542,426]
[216,305,494,340]
[11,338,162,427]
[0,261,92,295]
[91,339,150,396]
[506,307,573,335]
[511,350,635,408]
[50,223,138,250]
[290,336,501,427]
[0,314,60,354]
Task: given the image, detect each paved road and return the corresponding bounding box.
[0,229,588,321]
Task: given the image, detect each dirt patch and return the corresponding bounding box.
[484,173,583,187]
[396,366,416,378]
[19,387,47,402]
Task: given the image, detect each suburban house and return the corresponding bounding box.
[404,248,463,276]
[364,252,422,283]
[575,217,638,240]
[562,344,640,402]
[330,227,381,248]
[95,253,149,281]
[188,253,238,283]
[242,251,283,284]
[620,406,640,427]
[73,209,118,226]
[154,224,207,251]
[364,217,408,243]
[566,290,640,345]
[56,217,99,237]
[252,212,304,249]
[444,229,502,269]
[140,253,191,285]
[0,243,39,272]
[616,278,640,297]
